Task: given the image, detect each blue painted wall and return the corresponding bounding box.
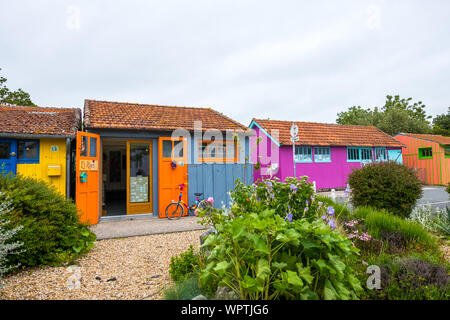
[187,163,253,211]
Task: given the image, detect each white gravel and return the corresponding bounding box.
[0,230,205,300]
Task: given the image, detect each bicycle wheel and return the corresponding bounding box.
[166,202,184,220]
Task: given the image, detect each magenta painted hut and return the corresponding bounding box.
[250,119,404,190]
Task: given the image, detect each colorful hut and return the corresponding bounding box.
[250,119,404,190]
[0,105,81,198]
[393,133,450,185]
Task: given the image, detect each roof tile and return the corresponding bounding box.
[84,99,248,132]
[0,105,81,137]
[252,119,404,147]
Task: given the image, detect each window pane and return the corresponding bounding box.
[162,140,172,158]
[208,143,217,158]
[445,146,450,157]
[24,141,38,159]
[80,136,88,156]
[226,142,236,159]
[173,140,184,158]
[89,137,97,158]
[17,141,25,159]
[0,142,10,159]
[200,142,208,159]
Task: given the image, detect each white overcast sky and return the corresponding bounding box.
[1,1,449,126]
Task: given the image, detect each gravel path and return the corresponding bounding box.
[0,230,205,300]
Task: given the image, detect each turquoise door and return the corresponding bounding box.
[388,149,403,164]
[0,139,17,175]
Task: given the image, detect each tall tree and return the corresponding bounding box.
[337,95,432,136]
[0,68,36,106]
[432,107,450,136]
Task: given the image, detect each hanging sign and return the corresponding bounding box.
[80,159,98,171]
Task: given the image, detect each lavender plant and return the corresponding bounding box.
[0,192,23,287]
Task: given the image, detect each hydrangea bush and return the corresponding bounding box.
[197,177,363,300]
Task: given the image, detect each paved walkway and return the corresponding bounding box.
[91,186,448,240]
[90,215,206,240]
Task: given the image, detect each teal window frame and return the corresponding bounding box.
[347,146,374,162]
[16,139,40,164]
[347,147,361,162]
[294,146,312,163]
[418,147,433,159]
[314,147,331,162]
[374,147,387,162]
[360,147,373,162]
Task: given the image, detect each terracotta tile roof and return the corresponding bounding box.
[251,118,404,147]
[0,105,81,137]
[84,99,248,132]
[396,133,450,145]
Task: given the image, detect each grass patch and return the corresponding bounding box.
[351,206,439,253]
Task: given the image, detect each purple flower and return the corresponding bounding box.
[328,219,336,230]
[290,184,297,192]
[327,206,335,216]
[285,213,293,223]
[305,200,309,206]
[321,214,327,220]
[265,181,273,189]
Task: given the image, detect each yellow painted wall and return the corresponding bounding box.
[17,138,67,196]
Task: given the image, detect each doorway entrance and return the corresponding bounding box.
[102,140,127,216]
[101,139,153,217]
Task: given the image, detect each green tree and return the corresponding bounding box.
[0,68,36,106]
[337,95,432,135]
[432,107,450,136]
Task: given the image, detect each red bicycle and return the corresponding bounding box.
[165,184,213,220]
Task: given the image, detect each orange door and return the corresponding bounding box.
[76,131,101,225]
[158,137,188,217]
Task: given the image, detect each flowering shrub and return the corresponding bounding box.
[230,177,319,221]
[198,209,363,300]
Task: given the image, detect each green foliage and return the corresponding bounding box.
[199,209,362,300]
[351,206,438,254]
[364,254,449,300]
[230,177,317,221]
[446,183,450,194]
[348,161,422,218]
[409,204,449,237]
[337,94,432,135]
[0,68,35,106]
[432,108,450,136]
[164,274,205,300]
[169,245,200,283]
[0,174,95,268]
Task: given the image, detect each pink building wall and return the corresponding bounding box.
[251,125,402,190]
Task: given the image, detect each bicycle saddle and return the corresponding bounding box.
[194,193,203,197]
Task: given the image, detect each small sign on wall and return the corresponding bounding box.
[80,160,98,171]
[51,145,59,152]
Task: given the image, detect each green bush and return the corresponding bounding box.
[0,174,96,267]
[169,245,200,283]
[164,274,205,300]
[446,184,450,194]
[199,209,363,300]
[347,162,422,218]
[364,254,449,300]
[351,206,438,254]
